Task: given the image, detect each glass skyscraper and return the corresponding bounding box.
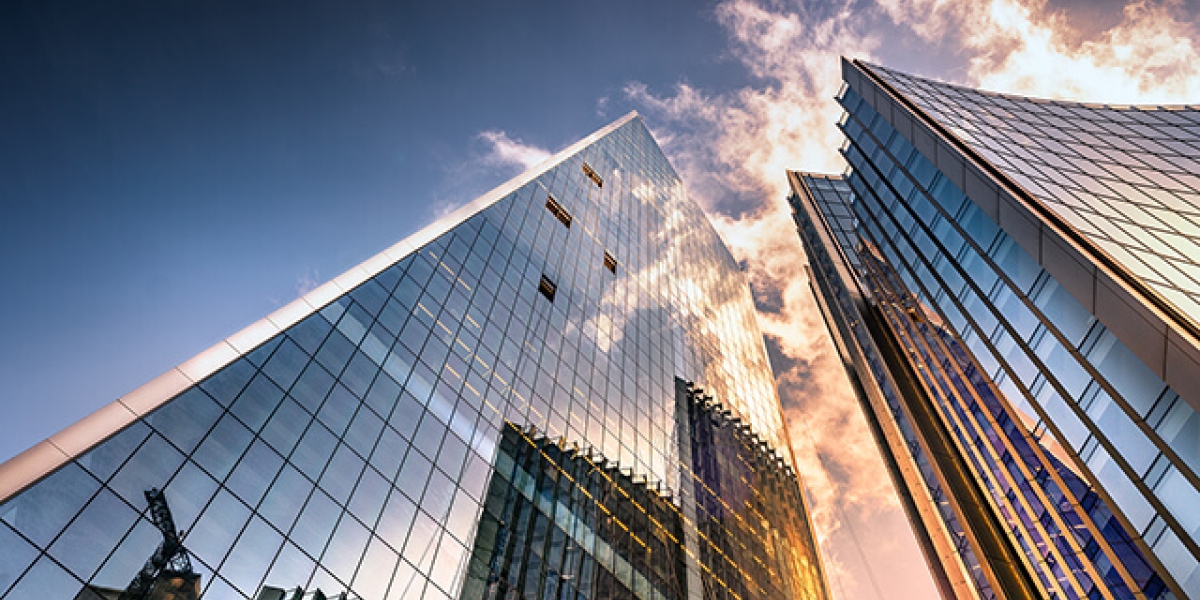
[791,59,1200,600]
[0,113,828,600]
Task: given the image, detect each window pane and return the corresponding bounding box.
[108,433,186,506]
[226,440,285,508]
[0,522,38,596]
[192,414,254,482]
[47,487,138,581]
[222,516,283,598]
[187,489,251,569]
[5,554,83,599]
[0,462,99,548]
[258,464,312,534]
[146,388,223,454]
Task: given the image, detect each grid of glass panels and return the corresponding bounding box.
[838,81,1199,597]
[790,175,994,599]
[867,62,1200,329]
[682,385,827,600]
[460,421,687,600]
[0,117,790,600]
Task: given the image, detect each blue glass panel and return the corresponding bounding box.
[201,358,257,407]
[107,433,187,506]
[230,372,286,431]
[0,461,99,548]
[47,487,138,581]
[0,523,37,596]
[221,516,282,597]
[89,516,162,592]
[164,461,219,533]
[259,464,312,534]
[146,387,223,454]
[4,555,82,599]
[317,383,359,437]
[290,489,339,560]
[187,489,251,570]
[290,363,335,414]
[345,405,385,460]
[262,541,315,593]
[192,414,254,482]
[1088,331,1166,417]
[76,421,151,482]
[226,439,284,507]
[322,513,370,585]
[348,466,390,529]
[319,444,366,506]
[288,314,333,356]
[290,422,337,482]
[260,397,312,457]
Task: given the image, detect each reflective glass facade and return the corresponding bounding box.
[868,64,1200,327]
[0,113,828,600]
[791,60,1200,600]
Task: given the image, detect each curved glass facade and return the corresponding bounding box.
[868,64,1200,328]
[0,115,827,600]
[792,60,1200,600]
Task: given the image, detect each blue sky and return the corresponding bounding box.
[0,0,748,460]
[4,1,1199,598]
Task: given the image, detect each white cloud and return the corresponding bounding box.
[477,129,552,172]
[876,0,1200,103]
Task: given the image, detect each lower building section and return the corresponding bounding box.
[791,169,1178,600]
[458,381,829,600]
[460,422,687,600]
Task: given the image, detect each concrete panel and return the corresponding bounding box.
[1095,277,1167,379]
[119,368,193,417]
[302,280,345,311]
[0,441,69,504]
[225,317,281,356]
[332,265,372,296]
[965,166,1000,221]
[914,125,938,164]
[1041,233,1096,313]
[936,139,964,186]
[999,196,1042,263]
[1165,330,1200,414]
[47,400,138,459]
[895,108,913,142]
[178,341,241,383]
[267,296,316,332]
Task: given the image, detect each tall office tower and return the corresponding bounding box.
[0,113,829,600]
[790,58,1200,600]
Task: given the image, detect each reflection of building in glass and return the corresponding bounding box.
[0,112,829,600]
[791,59,1200,600]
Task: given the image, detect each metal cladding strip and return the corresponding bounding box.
[845,57,1200,416]
[0,111,642,506]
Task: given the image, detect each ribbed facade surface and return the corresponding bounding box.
[789,59,1200,600]
[0,114,828,600]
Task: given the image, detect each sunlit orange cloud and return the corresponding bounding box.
[879,0,1200,103]
[627,0,1200,599]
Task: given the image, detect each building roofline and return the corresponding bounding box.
[0,111,642,505]
[856,60,1199,111]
